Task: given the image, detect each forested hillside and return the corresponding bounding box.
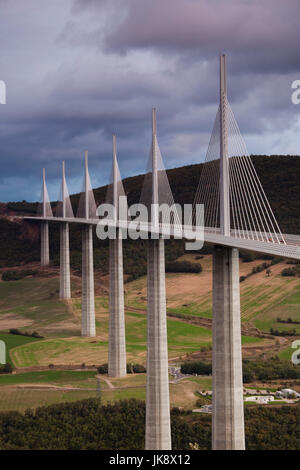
[1,155,300,272]
[0,398,298,450]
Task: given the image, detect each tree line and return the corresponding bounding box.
[0,398,298,450]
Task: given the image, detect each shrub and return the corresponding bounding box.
[9,329,43,339]
[126,363,146,374]
[281,267,298,277]
[0,363,13,374]
[165,261,202,273]
[9,328,22,336]
[2,269,38,281]
[180,358,300,383]
[31,331,43,339]
[97,364,108,374]
[181,361,212,375]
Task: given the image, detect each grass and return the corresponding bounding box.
[0,332,40,364]
[10,337,108,368]
[0,265,290,370]
[254,287,300,334]
[277,345,299,361]
[10,312,214,367]
[0,370,97,387]
[7,309,263,368]
[0,389,98,412]
[167,302,212,319]
[0,277,81,337]
[0,373,213,412]
[108,374,146,388]
[183,376,212,390]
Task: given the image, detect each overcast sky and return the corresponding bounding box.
[0,0,300,202]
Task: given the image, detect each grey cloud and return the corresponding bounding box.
[0,0,299,202]
[102,0,300,74]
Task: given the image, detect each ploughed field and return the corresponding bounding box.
[0,253,299,411]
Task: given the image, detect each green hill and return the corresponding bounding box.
[1,154,300,274]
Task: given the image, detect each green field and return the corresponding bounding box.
[0,389,97,412]
[6,310,263,368]
[277,346,298,361]
[0,277,81,337]
[0,369,97,387]
[0,368,215,412]
[0,332,40,364]
[0,264,298,375]
[254,288,300,335]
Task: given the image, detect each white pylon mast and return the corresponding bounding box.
[62,161,66,219]
[84,151,89,220]
[42,168,46,218]
[219,54,230,236]
[112,135,118,222]
[152,108,159,228]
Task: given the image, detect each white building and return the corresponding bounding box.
[276,388,300,399]
[244,395,274,404]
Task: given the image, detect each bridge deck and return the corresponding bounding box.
[24,216,300,260]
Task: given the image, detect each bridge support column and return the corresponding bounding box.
[59,222,71,299]
[81,225,96,337]
[145,238,171,450]
[212,245,245,450]
[41,221,49,266]
[108,229,126,377]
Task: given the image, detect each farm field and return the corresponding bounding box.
[0,258,299,413]
[0,332,40,364]
[0,369,213,412]
[0,272,265,368]
[7,312,262,368]
[125,254,300,331]
[0,249,298,420]
[0,276,81,337]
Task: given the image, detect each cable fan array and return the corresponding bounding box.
[139,135,181,227]
[105,145,128,222]
[193,98,285,244]
[76,166,97,219]
[37,103,284,245]
[55,163,74,218]
[36,170,53,217]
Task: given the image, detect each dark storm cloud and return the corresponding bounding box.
[102,0,300,74]
[0,0,299,201]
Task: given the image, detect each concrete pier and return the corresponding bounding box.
[41,221,49,266]
[212,245,245,450]
[108,229,126,377]
[145,238,171,450]
[59,222,71,299]
[81,224,96,337]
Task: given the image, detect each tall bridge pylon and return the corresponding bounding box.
[212,55,245,450]
[37,168,52,266]
[57,161,72,299]
[79,152,96,337]
[194,56,285,245]
[145,109,172,450]
[106,135,127,377]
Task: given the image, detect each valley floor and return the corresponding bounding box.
[0,253,299,412]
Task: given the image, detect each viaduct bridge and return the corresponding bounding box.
[25,55,300,450]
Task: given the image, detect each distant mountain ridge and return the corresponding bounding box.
[1,154,300,269]
[5,154,300,233]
